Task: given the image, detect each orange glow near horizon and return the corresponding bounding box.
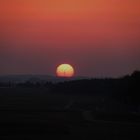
[56,64,74,77]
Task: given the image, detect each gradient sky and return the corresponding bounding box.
[0,0,140,77]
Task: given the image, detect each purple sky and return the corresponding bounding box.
[0,0,140,77]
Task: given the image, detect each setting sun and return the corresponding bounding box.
[56,64,74,77]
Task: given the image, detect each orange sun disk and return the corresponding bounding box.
[56,64,74,77]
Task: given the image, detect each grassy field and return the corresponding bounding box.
[0,87,140,139]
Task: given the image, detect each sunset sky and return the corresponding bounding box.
[0,0,140,77]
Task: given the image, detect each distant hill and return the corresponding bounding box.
[0,75,86,83]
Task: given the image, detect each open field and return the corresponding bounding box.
[0,87,140,139]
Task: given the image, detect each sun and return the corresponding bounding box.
[56,64,74,77]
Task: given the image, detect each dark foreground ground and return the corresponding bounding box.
[0,87,140,140]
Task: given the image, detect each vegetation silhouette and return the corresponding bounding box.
[0,70,140,111]
[0,71,140,138]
